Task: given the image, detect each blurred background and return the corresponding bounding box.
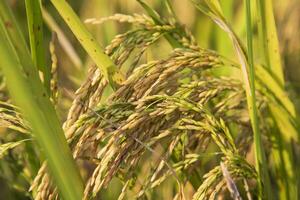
[0,0,299,199]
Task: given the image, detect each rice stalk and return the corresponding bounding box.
[245,0,270,198]
[50,0,124,90]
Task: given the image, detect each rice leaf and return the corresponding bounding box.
[25,0,50,93]
[256,0,284,84]
[42,7,82,69]
[0,14,84,200]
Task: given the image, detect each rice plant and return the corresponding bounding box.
[0,0,299,199]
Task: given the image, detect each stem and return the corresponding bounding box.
[245,0,271,199]
[0,0,40,94]
[50,0,124,90]
[25,0,50,93]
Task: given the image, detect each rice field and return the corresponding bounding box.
[0,0,299,199]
